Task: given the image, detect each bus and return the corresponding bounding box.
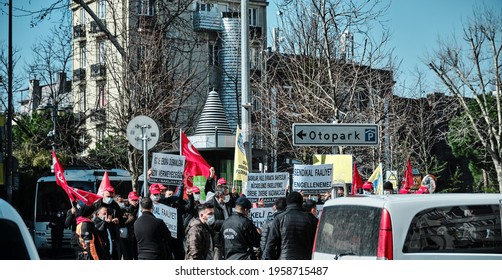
[33,168,135,251]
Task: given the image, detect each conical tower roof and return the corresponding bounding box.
[195,90,233,135]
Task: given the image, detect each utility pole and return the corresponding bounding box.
[241,0,251,172]
[5,0,13,203]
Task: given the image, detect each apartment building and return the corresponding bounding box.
[70,0,267,149]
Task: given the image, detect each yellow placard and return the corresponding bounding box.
[313,154,352,183]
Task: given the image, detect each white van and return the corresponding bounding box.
[312,193,502,260]
[0,198,40,260]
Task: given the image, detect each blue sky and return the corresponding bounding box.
[1,0,501,94]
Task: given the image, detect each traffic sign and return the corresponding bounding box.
[292,123,379,146]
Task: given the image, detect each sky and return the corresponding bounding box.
[1,0,501,98]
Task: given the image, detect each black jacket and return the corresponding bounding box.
[263,204,316,260]
[221,212,261,260]
[260,210,284,260]
[207,196,234,248]
[134,211,172,260]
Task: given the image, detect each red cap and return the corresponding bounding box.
[191,186,200,194]
[398,188,410,194]
[158,184,167,190]
[416,185,430,194]
[104,185,115,193]
[128,191,140,200]
[217,178,227,185]
[362,182,373,190]
[149,184,161,195]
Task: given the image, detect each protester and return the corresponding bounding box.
[221,195,261,260]
[204,166,217,195]
[259,197,286,260]
[65,203,80,259]
[93,185,124,259]
[302,199,319,233]
[263,191,316,260]
[93,206,113,260]
[383,181,394,194]
[76,204,107,260]
[183,186,202,230]
[134,197,172,260]
[362,181,374,194]
[122,191,140,260]
[185,203,216,260]
[206,179,235,259]
[159,184,194,260]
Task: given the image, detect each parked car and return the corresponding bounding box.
[312,193,502,260]
[0,198,40,260]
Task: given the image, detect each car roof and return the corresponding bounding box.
[0,198,40,260]
[323,193,502,209]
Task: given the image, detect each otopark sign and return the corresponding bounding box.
[292,123,379,146]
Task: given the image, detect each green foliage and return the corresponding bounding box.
[85,136,129,170]
[438,166,463,193]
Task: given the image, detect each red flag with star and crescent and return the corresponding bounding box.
[52,150,101,205]
[181,132,211,190]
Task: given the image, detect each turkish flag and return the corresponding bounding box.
[51,150,91,204]
[351,163,363,195]
[75,188,103,205]
[181,132,210,190]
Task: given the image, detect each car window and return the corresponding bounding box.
[403,204,502,254]
[315,205,381,256]
[0,219,31,260]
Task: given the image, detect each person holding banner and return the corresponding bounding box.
[134,197,172,260]
[220,195,261,260]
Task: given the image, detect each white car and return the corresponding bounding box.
[312,193,502,260]
[0,198,40,260]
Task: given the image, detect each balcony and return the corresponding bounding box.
[90,108,106,124]
[73,68,86,83]
[73,24,86,41]
[90,64,106,79]
[90,20,107,37]
[137,15,157,32]
[193,12,221,32]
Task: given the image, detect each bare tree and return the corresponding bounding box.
[428,6,502,192]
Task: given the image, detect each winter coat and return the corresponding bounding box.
[259,210,284,260]
[134,211,172,260]
[76,217,107,260]
[221,212,261,260]
[263,204,316,260]
[184,218,214,260]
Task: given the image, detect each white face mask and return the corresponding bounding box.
[103,197,113,204]
[223,195,230,203]
[383,190,391,195]
[206,215,215,225]
[150,194,160,202]
[193,194,201,201]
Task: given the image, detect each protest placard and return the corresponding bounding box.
[246,172,289,207]
[292,164,333,194]
[150,153,185,185]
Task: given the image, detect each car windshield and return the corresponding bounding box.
[315,205,381,257]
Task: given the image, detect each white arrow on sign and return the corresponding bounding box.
[292,123,379,146]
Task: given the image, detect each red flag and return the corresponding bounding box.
[351,163,363,195]
[51,150,89,204]
[75,189,102,205]
[401,159,414,190]
[181,132,211,190]
[97,171,113,197]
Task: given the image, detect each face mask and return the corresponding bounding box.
[383,190,391,195]
[193,194,200,201]
[363,190,372,195]
[223,195,230,203]
[309,196,318,202]
[100,215,106,221]
[206,215,215,225]
[118,203,125,209]
[103,197,113,204]
[150,194,160,202]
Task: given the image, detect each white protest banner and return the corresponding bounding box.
[150,153,185,185]
[246,172,289,207]
[153,203,178,239]
[249,207,274,229]
[292,164,333,194]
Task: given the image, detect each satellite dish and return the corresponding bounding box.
[126,115,160,151]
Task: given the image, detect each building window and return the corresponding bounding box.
[249,8,258,26]
[98,41,105,64]
[249,47,260,70]
[79,87,86,112]
[138,0,155,16]
[97,0,106,19]
[80,7,86,24]
[208,43,219,66]
[97,84,105,108]
[79,45,86,68]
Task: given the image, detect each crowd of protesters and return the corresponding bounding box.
[72,167,338,260]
